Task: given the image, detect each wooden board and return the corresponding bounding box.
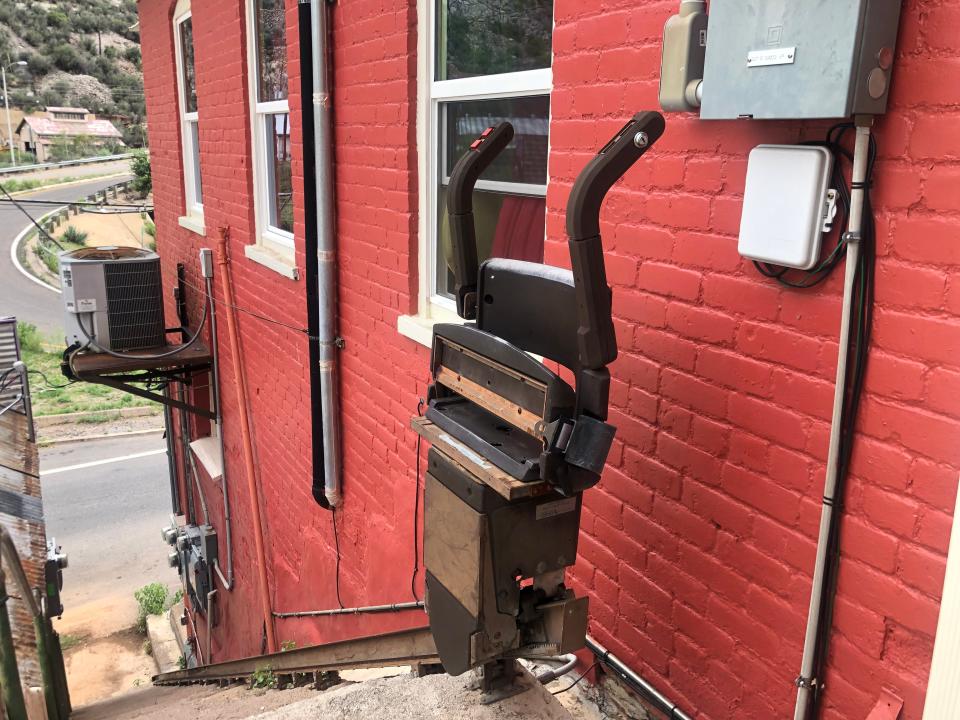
[411,416,549,501]
[70,341,212,375]
[435,366,543,437]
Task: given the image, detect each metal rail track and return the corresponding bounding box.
[153,626,440,686]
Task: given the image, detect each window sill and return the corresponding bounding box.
[244,243,299,280]
[178,215,206,236]
[190,436,223,482]
[397,308,464,348]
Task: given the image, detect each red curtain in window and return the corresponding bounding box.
[490,196,546,263]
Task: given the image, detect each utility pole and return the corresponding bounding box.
[2,61,27,167]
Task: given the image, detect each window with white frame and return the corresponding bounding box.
[247,0,294,251]
[425,0,553,315]
[174,1,202,220]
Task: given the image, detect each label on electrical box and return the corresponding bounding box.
[747,46,796,68]
[76,298,97,312]
[536,497,577,521]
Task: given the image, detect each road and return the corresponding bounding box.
[2,158,133,184]
[0,175,132,341]
[41,433,179,635]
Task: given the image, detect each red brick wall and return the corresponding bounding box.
[138,0,424,662]
[138,0,957,716]
[548,2,958,718]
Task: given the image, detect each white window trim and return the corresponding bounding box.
[244,0,295,260]
[174,1,204,232]
[399,0,553,346]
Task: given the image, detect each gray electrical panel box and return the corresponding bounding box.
[700,0,903,120]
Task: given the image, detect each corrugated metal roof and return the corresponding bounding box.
[19,115,123,140]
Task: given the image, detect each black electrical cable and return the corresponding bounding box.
[806,127,878,718]
[331,508,345,610]
[179,276,316,339]
[0,198,153,210]
[76,296,209,360]
[551,662,598,695]
[27,369,74,390]
[411,398,425,602]
[0,182,65,250]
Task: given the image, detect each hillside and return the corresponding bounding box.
[0,0,144,147]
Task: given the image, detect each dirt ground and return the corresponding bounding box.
[38,413,163,444]
[55,210,152,249]
[60,625,157,708]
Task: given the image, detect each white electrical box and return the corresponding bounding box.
[737,145,834,270]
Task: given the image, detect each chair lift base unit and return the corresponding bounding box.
[419,112,666,699]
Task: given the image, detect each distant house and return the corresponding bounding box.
[15,107,124,162]
[0,108,26,149]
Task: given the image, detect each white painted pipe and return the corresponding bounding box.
[794,123,872,720]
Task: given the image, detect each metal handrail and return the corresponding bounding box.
[0,153,136,176]
[0,363,34,442]
[0,527,40,619]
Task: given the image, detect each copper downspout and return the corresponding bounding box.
[216,227,277,653]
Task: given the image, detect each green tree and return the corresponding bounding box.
[131,150,151,196]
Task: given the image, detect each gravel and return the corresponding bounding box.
[252,668,574,720]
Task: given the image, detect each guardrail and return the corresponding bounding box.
[0,153,135,177]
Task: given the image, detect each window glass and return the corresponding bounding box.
[436,95,549,297]
[255,0,288,102]
[436,0,553,81]
[190,121,203,204]
[266,113,293,233]
[442,96,549,184]
[179,17,197,113]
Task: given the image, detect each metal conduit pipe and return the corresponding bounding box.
[206,589,217,665]
[793,122,873,720]
[201,259,234,591]
[274,601,424,619]
[535,654,578,684]
[188,452,210,523]
[309,0,343,509]
[216,228,277,654]
[585,635,695,720]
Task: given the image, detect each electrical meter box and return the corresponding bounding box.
[700,0,902,120]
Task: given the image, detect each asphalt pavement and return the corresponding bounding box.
[41,433,178,621]
[0,175,133,341]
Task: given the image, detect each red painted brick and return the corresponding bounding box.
[727,393,809,452]
[908,457,958,514]
[839,562,940,636]
[636,262,702,301]
[721,462,801,527]
[736,321,822,374]
[898,543,947,598]
[665,302,737,344]
[660,367,729,418]
[701,273,781,321]
[924,165,960,212]
[139,0,959,710]
[875,261,948,311]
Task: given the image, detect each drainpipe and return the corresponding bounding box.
[216,228,277,654]
[309,0,343,509]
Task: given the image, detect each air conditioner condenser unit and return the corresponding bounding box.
[60,246,166,352]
